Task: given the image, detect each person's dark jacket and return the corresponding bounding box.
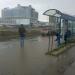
[64,30,71,41]
[19,26,26,37]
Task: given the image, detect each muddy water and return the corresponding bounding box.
[0,36,73,75]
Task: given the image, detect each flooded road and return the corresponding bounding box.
[0,36,58,75]
[0,36,74,75]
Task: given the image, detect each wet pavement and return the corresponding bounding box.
[0,36,75,75]
[64,46,75,75]
[0,36,58,75]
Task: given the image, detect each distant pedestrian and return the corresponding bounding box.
[64,30,71,44]
[19,24,26,48]
[55,31,61,47]
[64,32,67,44]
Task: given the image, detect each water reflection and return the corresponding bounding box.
[16,47,25,75]
[0,36,75,75]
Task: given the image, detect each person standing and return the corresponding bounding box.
[19,24,26,48]
[64,30,71,44]
[55,31,61,47]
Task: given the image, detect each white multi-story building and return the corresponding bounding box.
[0,4,38,26]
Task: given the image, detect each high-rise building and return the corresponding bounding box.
[0,4,38,26]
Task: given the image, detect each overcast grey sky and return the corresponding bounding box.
[0,0,75,22]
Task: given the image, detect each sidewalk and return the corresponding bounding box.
[64,46,75,75]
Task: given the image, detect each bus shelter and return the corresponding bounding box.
[43,9,75,37]
[43,9,75,73]
[43,9,75,51]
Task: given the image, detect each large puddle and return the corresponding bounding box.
[0,36,74,75]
